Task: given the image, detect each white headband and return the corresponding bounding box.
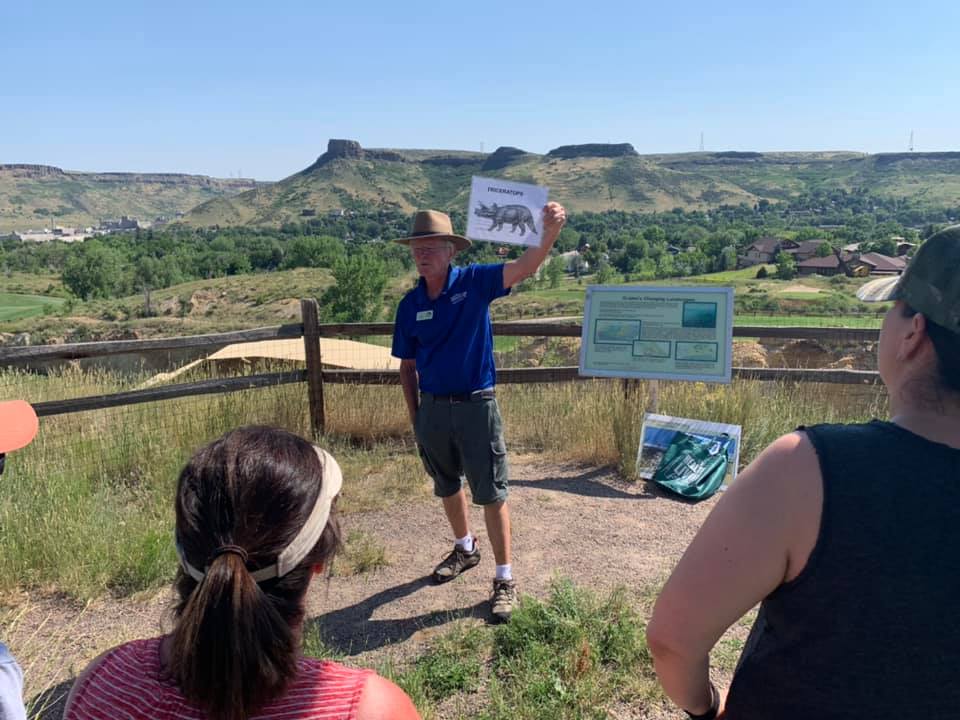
[176,446,343,584]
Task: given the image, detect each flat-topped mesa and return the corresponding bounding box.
[0,164,66,176]
[309,139,405,167]
[481,146,531,172]
[320,139,364,162]
[873,151,960,165]
[546,143,638,159]
[712,151,764,160]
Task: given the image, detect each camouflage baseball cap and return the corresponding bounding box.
[856,225,960,335]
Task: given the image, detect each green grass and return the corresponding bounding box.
[494,271,885,328]
[736,313,883,328]
[0,292,65,321]
[371,578,667,720]
[332,530,390,576]
[0,363,887,600]
[388,623,490,711]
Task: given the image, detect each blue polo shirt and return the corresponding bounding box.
[392,263,510,394]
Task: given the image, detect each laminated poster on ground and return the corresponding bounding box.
[637,412,743,488]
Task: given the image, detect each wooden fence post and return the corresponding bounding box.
[301,298,325,437]
[647,379,660,415]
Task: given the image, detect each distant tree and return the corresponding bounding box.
[815,241,833,257]
[133,256,167,316]
[869,236,898,256]
[545,255,565,289]
[594,259,616,285]
[634,258,657,281]
[775,251,797,280]
[720,245,738,271]
[794,227,824,242]
[643,225,668,245]
[283,235,345,269]
[62,241,122,300]
[320,250,387,322]
[616,237,649,273]
[681,225,710,249]
[555,227,580,252]
[756,265,769,279]
[656,254,675,279]
[247,237,284,270]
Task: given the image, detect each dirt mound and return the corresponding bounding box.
[763,339,878,370]
[733,341,768,368]
[517,337,581,367]
[766,339,834,368]
[825,343,878,370]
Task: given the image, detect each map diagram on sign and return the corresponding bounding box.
[579,285,734,383]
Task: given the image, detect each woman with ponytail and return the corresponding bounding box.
[64,426,419,720]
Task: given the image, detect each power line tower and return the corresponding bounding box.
[909,131,914,152]
[699,132,705,152]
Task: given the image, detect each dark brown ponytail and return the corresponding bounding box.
[169,427,341,720]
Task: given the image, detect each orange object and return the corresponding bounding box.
[0,400,39,453]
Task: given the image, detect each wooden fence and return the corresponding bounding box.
[0,299,882,436]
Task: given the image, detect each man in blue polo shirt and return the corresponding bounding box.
[392,204,566,622]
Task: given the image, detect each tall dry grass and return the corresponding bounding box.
[0,369,887,601]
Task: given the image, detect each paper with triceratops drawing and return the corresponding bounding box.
[466,176,549,247]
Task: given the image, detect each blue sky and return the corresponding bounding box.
[2,0,957,180]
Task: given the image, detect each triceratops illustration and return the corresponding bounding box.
[474,203,538,236]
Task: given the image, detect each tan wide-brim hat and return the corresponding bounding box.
[393,210,471,253]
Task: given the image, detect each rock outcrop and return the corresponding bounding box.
[546,143,638,159]
[0,164,66,177]
[481,146,530,172]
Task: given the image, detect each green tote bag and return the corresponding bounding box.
[652,432,732,501]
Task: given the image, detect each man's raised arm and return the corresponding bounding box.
[502,202,567,289]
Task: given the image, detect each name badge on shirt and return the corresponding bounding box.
[416,310,434,321]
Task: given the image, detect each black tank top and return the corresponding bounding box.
[724,421,960,719]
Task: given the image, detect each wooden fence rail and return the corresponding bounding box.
[0,323,880,364]
[1,306,883,433]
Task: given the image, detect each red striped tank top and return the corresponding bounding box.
[66,637,372,719]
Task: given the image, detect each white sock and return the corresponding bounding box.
[495,563,512,581]
[455,534,475,553]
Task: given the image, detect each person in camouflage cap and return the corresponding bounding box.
[648,225,960,719]
[857,224,960,336]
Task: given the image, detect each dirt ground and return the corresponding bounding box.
[7,456,730,719]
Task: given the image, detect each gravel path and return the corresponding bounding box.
[6,455,722,719]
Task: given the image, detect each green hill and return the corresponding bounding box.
[181,140,960,227]
[0,164,267,233]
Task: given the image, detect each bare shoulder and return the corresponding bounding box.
[730,431,820,496]
[62,648,113,718]
[725,431,823,580]
[355,673,421,720]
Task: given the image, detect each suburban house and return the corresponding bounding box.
[796,252,868,277]
[741,237,783,265]
[785,239,830,262]
[557,249,589,274]
[858,252,907,275]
